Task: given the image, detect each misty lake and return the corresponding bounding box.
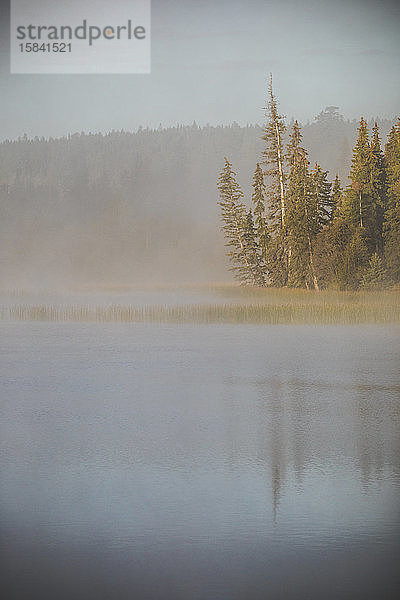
[1,321,399,599]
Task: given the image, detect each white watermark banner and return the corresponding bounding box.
[10,0,151,74]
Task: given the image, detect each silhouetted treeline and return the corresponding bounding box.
[0,112,396,287]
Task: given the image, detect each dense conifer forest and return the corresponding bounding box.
[218,79,400,290]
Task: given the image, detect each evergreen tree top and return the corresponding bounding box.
[266,74,284,122]
[332,174,342,191]
[217,157,244,201]
[371,122,383,157]
[263,74,286,136]
[349,117,370,188]
[287,120,308,169]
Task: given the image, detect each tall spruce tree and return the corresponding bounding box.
[262,75,288,286]
[262,74,286,231]
[369,122,387,252]
[286,121,320,290]
[217,158,262,285]
[342,117,371,229]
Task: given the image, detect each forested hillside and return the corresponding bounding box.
[0,112,396,287]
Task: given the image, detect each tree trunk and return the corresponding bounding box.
[304,194,320,291]
[275,122,286,229]
[308,235,320,291]
[359,191,364,227]
[274,123,289,284]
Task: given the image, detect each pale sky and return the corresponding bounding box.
[0,0,399,140]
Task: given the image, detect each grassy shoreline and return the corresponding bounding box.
[2,302,399,325]
[1,286,399,325]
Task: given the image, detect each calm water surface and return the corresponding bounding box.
[1,323,399,599]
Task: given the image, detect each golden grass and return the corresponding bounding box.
[0,284,398,324]
[3,299,399,325]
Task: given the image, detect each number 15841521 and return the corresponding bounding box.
[19,42,72,53]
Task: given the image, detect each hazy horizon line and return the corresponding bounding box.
[1,114,398,144]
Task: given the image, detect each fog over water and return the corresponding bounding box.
[1,322,400,599]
